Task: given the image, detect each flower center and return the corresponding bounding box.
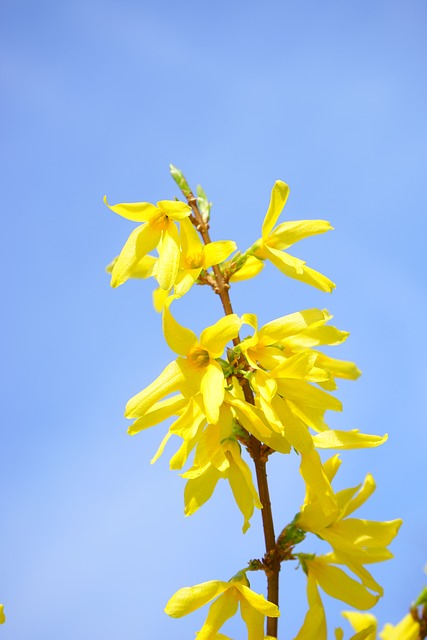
[184,253,203,269]
[187,346,210,369]
[149,209,169,231]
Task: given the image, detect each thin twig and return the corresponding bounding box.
[185,191,280,638]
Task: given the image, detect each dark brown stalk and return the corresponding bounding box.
[186,192,280,637]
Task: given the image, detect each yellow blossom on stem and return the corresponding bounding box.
[379,614,420,640]
[341,611,377,640]
[182,405,262,532]
[229,255,265,282]
[302,554,381,610]
[165,573,279,640]
[125,304,242,427]
[298,455,402,597]
[104,195,191,289]
[175,218,236,297]
[249,181,335,292]
[106,253,157,280]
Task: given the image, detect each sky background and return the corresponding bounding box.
[1,0,427,638]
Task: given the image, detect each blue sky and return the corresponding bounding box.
[1,0,427,638]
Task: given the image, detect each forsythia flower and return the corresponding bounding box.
[298,455,402,598]
[302,554,380,610]
[341,610,421,640]
[0,605,5,624]
[379,614,420,640]
[125,305,242,427]
[340,611,377,640]
[104,196,191,289]
[182,405,262,532]
[234,312,385,517]
[165,573,279,640]
[175,218,236,297]
[250,181,335,292]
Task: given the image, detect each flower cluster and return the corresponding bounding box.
[105,171,402,640]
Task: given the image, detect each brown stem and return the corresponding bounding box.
[186,192,280,637]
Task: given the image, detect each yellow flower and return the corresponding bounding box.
[298,455,402,597]
[175,218,236,297]
[341,611,377,640]
[104,196,191,289]
[125,305,242,426]
[229,255,265,282]
[379,614,420,640]
[293,573,327,640]
[182,405,262,532]
[165,573,279,640]
[0,605,5,624]
[342,610,421,640]
[303,555,380,610]
[294,576,378,640]
[250,181,335,292]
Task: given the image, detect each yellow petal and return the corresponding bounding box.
[225,395,272,440]
[169,396,205,438]
[156,199,192,220]
[265,245,336,293]
[128,394,187,435]
[379,614,420,640]
[259,309,329,343]
[293,574,326,640]
[268,219,333,251]
[180,217,203,255]
[111,223,161,287]
[300,450,338,517]
[165,581,229,617]
[200,315,242,357]
[307,559,380,609]
[104,195,158,221]
[174,268,202,297]
[342,611,377,639]
[201,363,225,424]
[329,550,384,596]
[125,360,184,418]
[325,518,402,550]
[226,443,261,533]
[162,304,198,355]
[157,221,181,290]
[197,591,239,640]
[272,352,322,381]
[313,430,388,450]
[152,286,170,312]
[184,466,222,516]
[150,431,173,463]
[285,325,349,349]
[229,255,264,282]
[341,474,376,518]
[262,180,290,239]
[239,596,268,640]
[315,354,362,380]
[203,240,237,268]
[106,253,157,278]
[236,584,280,617]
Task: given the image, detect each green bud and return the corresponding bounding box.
[414,586,427,607]
[169,164,192,198]
[196,184,212,223]
[229,569,250,587]
[231,419,248,440]
[216,357,233,377]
